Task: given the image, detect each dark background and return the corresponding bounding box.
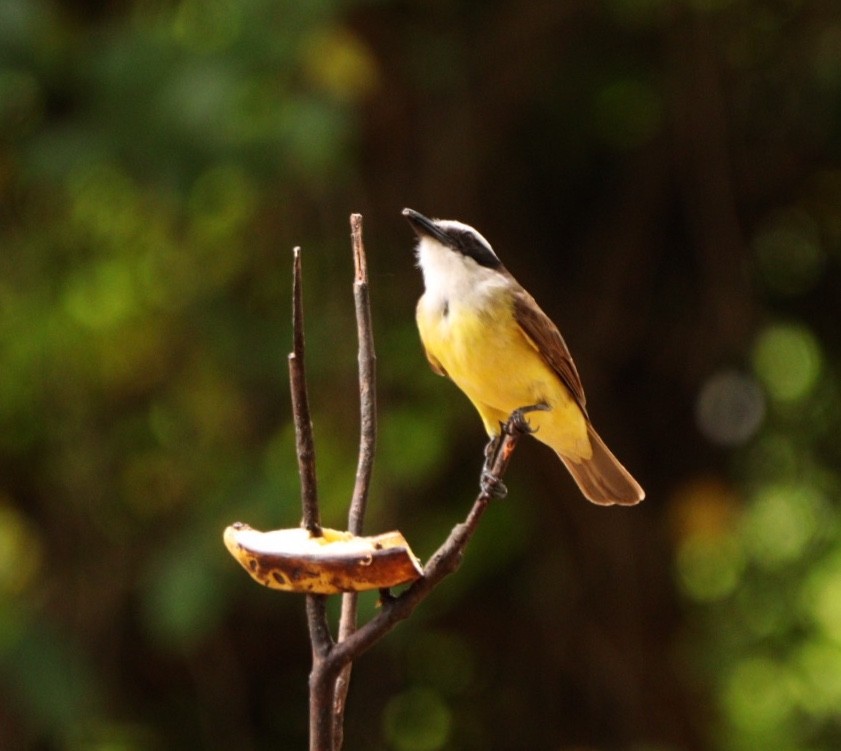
[2,0,841,749]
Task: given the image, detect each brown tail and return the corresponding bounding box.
[559,423,645,506]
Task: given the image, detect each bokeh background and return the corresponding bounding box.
[2,0,841,749]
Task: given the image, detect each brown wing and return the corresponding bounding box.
[512,287,588,418]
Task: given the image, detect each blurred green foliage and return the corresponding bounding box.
[2,0,841,749]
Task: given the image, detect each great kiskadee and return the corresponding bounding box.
[403,208,644,506]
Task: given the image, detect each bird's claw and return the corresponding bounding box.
[484,434,500,462]
[505,402,550,436]
[480,404,549,499]
[481,436,504,498]
[480,470,508,500]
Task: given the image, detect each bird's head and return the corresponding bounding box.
[402,208,502,272]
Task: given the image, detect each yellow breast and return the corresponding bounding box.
[416,292,590,459]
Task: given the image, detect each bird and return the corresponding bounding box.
[403,208,644,506]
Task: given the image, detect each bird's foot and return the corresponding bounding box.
[479,404,549,499]
[481,435,501,487]
[481,435,508,498]
[480,469,508,500]
[505,402,550,436]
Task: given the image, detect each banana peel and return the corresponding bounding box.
[223,523,423,594]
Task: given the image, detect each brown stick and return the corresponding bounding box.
[332,215,377,749]
[333,214,377,751]
[289,247,322,538]
[288,247,335,750]
[347,213,377,531]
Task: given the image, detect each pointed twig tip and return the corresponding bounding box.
[350,214,367,284]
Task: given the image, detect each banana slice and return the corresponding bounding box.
[223,523,423,594]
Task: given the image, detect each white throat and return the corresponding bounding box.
[415,236,509,311]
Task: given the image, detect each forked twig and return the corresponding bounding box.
[321,415,528,668]
[285,218,529,751]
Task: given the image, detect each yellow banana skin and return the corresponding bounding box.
[223,523,423,594]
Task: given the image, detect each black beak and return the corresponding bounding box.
[402,208,450,245]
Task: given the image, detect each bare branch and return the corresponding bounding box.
[348,213,377,533]
[334,214,378,749]
[324,421,526,674]
[288,247,334,750]
[289,246,322,538]
[310,652,341,751]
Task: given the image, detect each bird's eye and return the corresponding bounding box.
[456,232,500,269]
[454,231,476,251]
